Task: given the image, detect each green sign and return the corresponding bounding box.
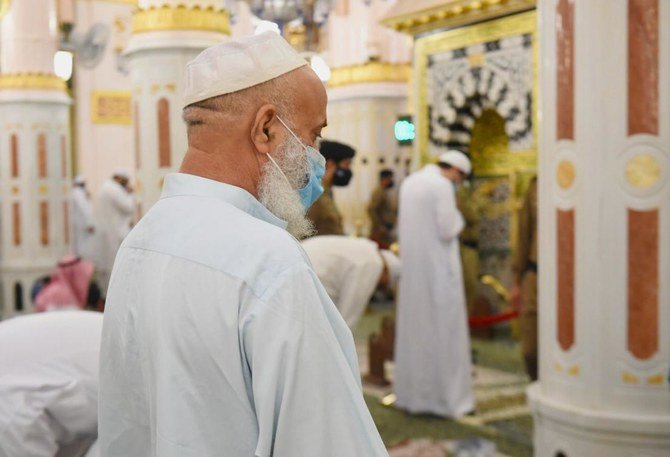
[394,116,415,145]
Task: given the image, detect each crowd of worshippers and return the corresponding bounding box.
[37,139,403,323]
[31,170,135,312]
[0,32,538,457]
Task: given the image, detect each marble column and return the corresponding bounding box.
[327,83,410,235]
[326,0,412,234]
[528,0,670,454]
[0,0,72,317]
[126,0,230,215]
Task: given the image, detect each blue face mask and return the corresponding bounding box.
[268,116,325,211]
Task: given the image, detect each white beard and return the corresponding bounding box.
[258,135,315,239]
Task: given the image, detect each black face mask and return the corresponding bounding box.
[333,168,353,186]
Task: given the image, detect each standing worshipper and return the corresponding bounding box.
[94,170,134,296]
[98,33,388,457]
[367,169,397,248]
[69,175,96,260]
[394,150,475,418]
[512,176,538,380]
[307,140,355,235]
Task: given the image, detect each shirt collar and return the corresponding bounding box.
[160,173,288,230]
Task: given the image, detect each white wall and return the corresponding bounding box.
[74,0,134,199]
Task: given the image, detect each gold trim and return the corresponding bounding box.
[0,73,67,92]
[622,371,640,385]
[647,374,665,385]
[132,5,230,35]
[626,154,661,189]
[328,62,411,88]
[381,0,535,35]
[557,160,576,189]
[415,10,538,170]
[91,90,132,125]
[80,0,136,4]
[0,0,10,21]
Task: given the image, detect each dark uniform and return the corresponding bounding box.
[514,177,538,380]
[457,185,482,318]
[307,186,344,236]
[367,185,397,248]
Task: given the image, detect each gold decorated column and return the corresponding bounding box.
[127,0,230,214]
[0,0,72,317]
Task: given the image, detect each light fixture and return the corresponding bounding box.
[54,51,74,81]
[243,0,333,51]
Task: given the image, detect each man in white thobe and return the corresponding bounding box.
[0,311,102,457]
[98,33,388,457]
[94,170,134,295]
[69,176,96,260]
[302,235,400,329]
[394,150,475,418]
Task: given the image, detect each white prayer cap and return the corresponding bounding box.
[438,150,472,175]
[380,249,400,289]
[113,168,131,180]
[183,32,308,108]
[73,175,85,185]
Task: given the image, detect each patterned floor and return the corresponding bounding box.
[355,304,533,456]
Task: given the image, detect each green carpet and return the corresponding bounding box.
[365,395,532,456]
[357,302,533,456]
[470,338,526,374]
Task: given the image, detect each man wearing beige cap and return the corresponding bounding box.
[394,150,475,419]
[98,32,388,456]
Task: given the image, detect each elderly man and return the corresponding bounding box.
[394,150,475,418]
[94,170,134,296]
[302,235,400,329]
[98,33,388,457]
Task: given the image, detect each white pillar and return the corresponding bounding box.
[528,0,670,454]
[0,0,72,317]
[126,0,230,215]
[325,0,411,234]
[328,83,410,235]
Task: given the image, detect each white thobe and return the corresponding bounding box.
[394,164,474,418]
[302,236,383,329]
[69,186,96,259]
[94,179,134,294]
[0,311,102,456]
[98,173,388,457]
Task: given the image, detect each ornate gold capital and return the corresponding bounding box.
[0,73,67,92]
[0,0,11,21]
[328,62,410,88]
[132,5,230,35]
[381,0,536,35]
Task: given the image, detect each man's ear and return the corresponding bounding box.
[251,104,278,154]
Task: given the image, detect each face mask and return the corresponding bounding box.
[268,116,325,211]
[333,167,352,187]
